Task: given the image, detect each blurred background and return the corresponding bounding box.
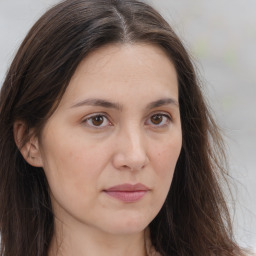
[0,0,255,251]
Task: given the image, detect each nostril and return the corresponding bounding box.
[122,161,147,172]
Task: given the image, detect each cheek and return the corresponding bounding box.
[40,133,111,213]
[146,138,181,219]
[152,138,182,179]
[40,131,112,197]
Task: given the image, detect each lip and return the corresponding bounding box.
[103,183,149,203]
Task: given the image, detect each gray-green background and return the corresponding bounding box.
[0,0,255,251]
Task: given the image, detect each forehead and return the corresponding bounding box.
[59,43,178,108]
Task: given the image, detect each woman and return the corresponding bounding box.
[0,0,249,255]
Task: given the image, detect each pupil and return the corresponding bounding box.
[92,116,103,126]
[151,115,162,124]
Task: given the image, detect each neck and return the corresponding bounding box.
[48,217,148,256]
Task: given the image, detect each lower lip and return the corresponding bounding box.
[104,191,148,202]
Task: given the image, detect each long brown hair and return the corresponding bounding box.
[0,0,245,255]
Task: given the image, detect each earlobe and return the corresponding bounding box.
[13,121,43,167]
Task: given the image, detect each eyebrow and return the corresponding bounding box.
[71,98,122,110]
[71,97,179,110]
[145,98,179,110]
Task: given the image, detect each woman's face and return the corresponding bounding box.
[38,43,182,235]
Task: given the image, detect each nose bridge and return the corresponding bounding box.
[113,122,148,170]
[125,123,144,154]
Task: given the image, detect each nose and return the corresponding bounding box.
[112,126,149,171]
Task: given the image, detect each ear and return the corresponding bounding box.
[13,121,43,167]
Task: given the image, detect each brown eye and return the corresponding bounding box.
[151,114,163,125]
[84,114,111,128]
[145,113,171,127]
[91,115,104,126]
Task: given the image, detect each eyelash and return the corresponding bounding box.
[82,112,172,129]
[82,113,112,129]
[145,113,172,127]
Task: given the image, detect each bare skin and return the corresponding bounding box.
[16,43,182,256]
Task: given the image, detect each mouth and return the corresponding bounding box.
[103,183,150,203]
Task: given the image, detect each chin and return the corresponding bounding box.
[102,213,151,235]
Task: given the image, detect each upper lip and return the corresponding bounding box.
[104,183,149,192]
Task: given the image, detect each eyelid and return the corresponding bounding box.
[145,111,173,127]
[147,111,173,120]
[81,111,173,128]
[81,112,113,128]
